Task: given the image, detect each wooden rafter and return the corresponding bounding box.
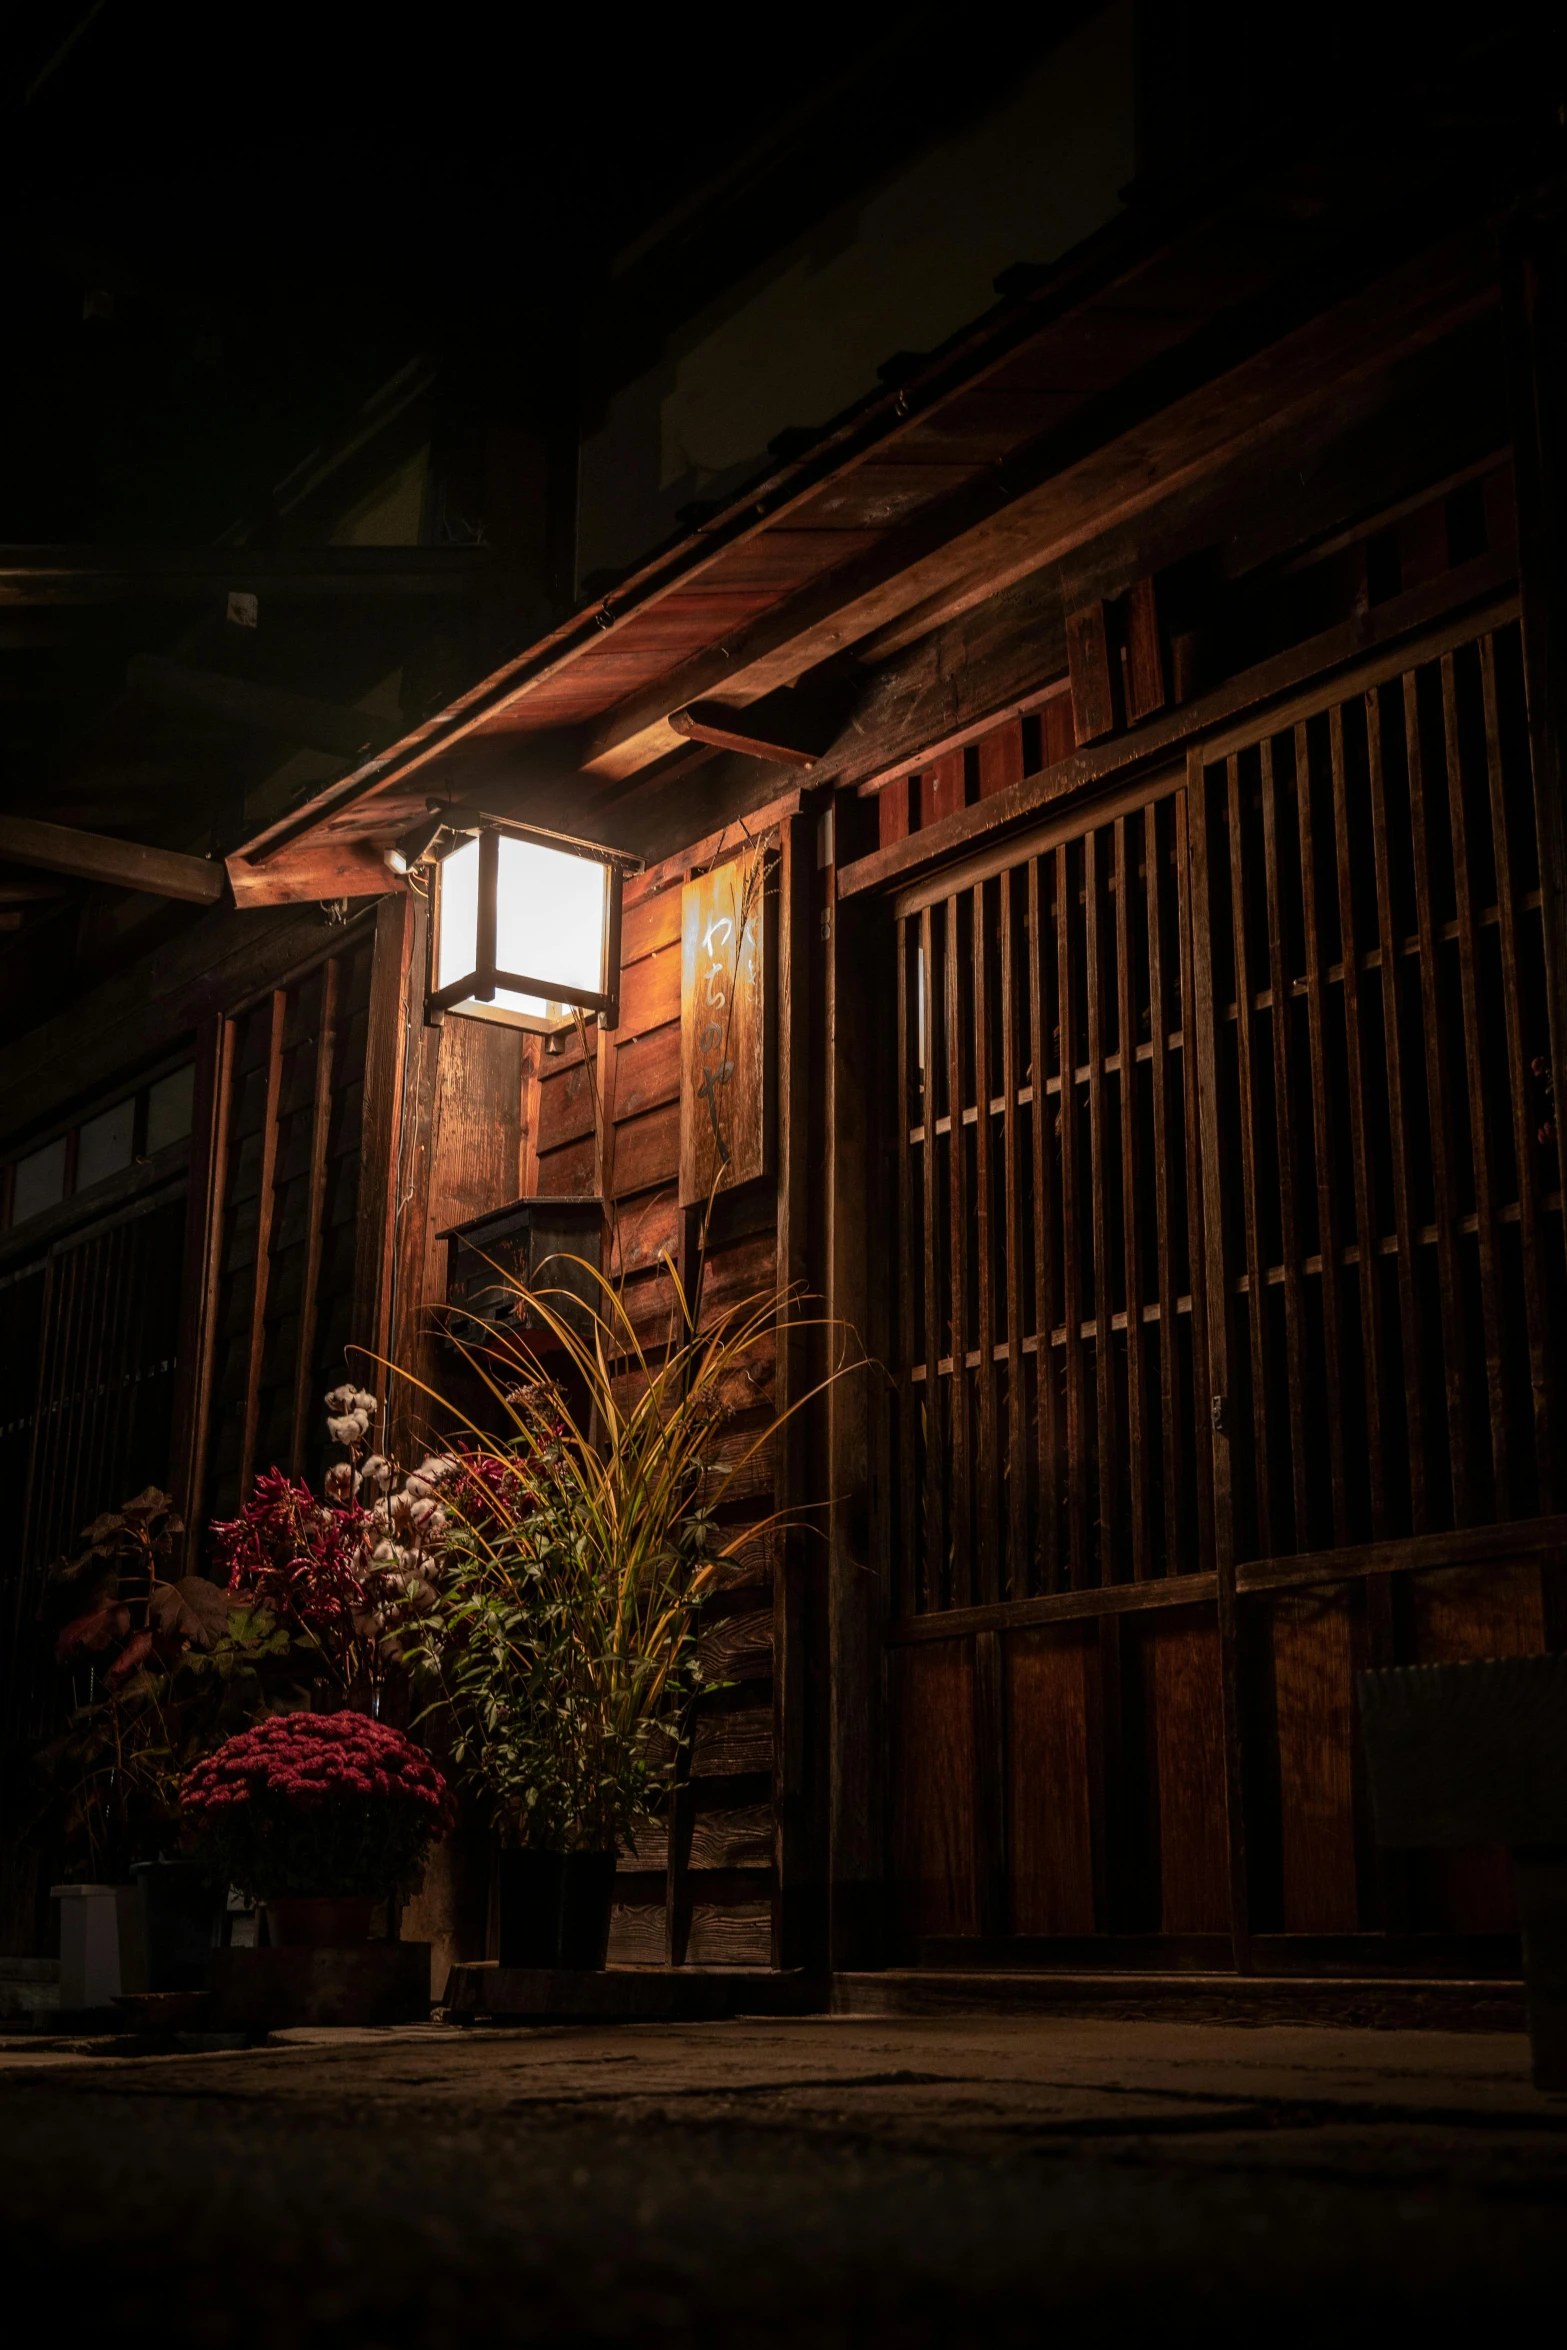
[0,813,225,903]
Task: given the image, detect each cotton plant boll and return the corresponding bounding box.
[416,1455,458,1487]
[324,1383,359,1412]
[358,1455,395,1494]
[350,1391,378,1418]
[402,1475,433,1503]
[323,1462,355,1502]
[327,1410,369,1445]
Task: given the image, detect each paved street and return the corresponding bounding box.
[2,2014,1562,2344]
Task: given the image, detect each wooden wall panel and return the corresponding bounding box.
[894,1641,978,1938]
[1271,1585,1359,1932]
[613,1025,681,1123]
[1006,1624,1096,1935]
[1405,1558,1547,1934]
[920,750,968,828]
[1144,1608,1230,1935]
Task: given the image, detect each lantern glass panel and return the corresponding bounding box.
[435,835,481,992]
[495,835,607,1011]
[435,831,610,1026]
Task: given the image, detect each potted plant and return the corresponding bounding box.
[180,1711,454,1947]
[403,1263,822,1970]
[41,1486,299,1987]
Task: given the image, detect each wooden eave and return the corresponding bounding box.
[227,137,1507,909]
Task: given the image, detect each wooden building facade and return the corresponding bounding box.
[5,54,1567,1990]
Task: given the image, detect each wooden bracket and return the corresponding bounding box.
[669,686,841,767]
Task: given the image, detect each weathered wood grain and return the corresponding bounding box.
[691,1707,774,1776]
[1007,1624,1097,1935]
[679,853,769,1207]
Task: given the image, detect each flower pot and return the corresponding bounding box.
[264,1896,377,1949]
[497,1850,617,1970]
[132,1861,225,1992]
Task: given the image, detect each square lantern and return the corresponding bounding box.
[426,820,634,1033]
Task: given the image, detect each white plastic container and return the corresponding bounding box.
[51,1884,129,2010]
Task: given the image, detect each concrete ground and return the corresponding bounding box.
[2,2014,1563,2345]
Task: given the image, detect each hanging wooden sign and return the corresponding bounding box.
[678,850,770,1207]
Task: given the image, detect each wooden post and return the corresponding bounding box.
[352,893,416,1415]
[167,1013,233,1553]
[773,813,814,1968]
[289,956,341,1474]
[237,991,286,1503]
[824,810,883,1969]
[1503,216,1567,1654]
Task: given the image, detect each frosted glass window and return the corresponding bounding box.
[77,1099,135,1189]
[436,833,608,1026]
[146,1064,196,1153]
[11,1137,67,1224]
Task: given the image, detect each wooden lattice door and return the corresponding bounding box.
[886,598,1565,1962]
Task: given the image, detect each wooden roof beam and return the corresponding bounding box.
[0,814,225,903]
[579,230,1495,784]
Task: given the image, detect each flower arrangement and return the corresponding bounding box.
[180,1711,454,1900]
[209,1386,456,1711]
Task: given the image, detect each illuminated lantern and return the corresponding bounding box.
[419,818,636,1033]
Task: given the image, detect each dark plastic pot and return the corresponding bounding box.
[131,1861,225,1992]
[497,1850,617,1969]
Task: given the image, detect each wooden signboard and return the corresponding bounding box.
[678,851,769,1207]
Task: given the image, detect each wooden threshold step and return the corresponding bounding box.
[832,1971,1527,2032]
[441,1963,823,2024]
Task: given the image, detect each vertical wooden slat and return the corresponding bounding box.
[1185,749,1251,1969]
[1056,841,1089,1588]
[1114,816,1150,1579]
[289,955,341,1475]
[1334,705,1400,1532]
[895,916,919,1622]
[1225,754,1273,1556]
[1085,830,1117,1584]
[1479,632,1554,1503]
[945,891,971,1607]
[971,879,999,1603]
[1027,858,1061,1595]
[1297,721,1349,1545]
[238,988,287,1504]
[999,874,1028,1600]
[1259,739,1310,1551]
[1145,800,1181,1575]
[1364,691,1425,1528]
[1440,650,1510,1514]
[1175,789,1216,1573]
[919,905,943,1613]
[1403,668,1471,1518]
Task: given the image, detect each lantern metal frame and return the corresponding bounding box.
[423,812,642,1033]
